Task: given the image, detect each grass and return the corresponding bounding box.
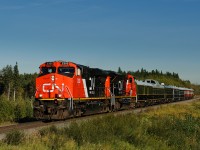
[1,100,200,150]
[3,129,25,146]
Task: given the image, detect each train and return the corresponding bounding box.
[33,61,194,120]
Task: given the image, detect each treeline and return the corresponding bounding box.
[0,63,38,123]
[130,68,190,87]
[0,63,38,101]
[132,68,180,80]
[118,67,200,95]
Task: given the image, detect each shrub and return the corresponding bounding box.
[4,129,25,145]
[14,98,33,121]
[0,95,33,123]
[25,99,33,118]
[39,125,60,137]
[14,99,27,121]
[0,95,15,122]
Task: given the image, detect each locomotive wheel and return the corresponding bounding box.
[106,106,110,112]
[33,109,43,120]
[114,102,121,111]
[103,105,110,113]
[102,100,110,113]
[128,98,135,109]
[57,109,65,119]
[75,109,82,117]
[62,109,70,119]
[101,105,108,112]
[129,102,135,109]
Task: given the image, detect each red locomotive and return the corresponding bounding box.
[34,61,137,119]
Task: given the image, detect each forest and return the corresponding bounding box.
[0,63,37,101]
[118,67,200,95]
[0,63,37,123]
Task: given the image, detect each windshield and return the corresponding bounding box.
[58,67,75,78]
[39,67,56,76]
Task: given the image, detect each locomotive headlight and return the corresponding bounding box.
[51,75,55,81]
[39,94,43,98]
[58,94,62,98]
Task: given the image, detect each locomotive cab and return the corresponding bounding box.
[34,61,86,119]
[35,61,85,100]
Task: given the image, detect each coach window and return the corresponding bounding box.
[58,67,75,78]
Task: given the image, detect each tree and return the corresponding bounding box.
[21,73,38,98]
[2,65,13,100]
[13,62,21,100]
[117,67,123,74]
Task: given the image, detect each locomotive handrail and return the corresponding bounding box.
[65,85,73,110]
[108,88,114,97]
[108,88,116,107]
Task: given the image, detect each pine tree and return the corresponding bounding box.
[118,67,123,74]
[2,65,13,100]
[13,62,20,100]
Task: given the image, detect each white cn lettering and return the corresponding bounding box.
[55,83,64,92]
[43,83,64,92]
[43,83,54,92]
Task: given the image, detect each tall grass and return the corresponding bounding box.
[4,129,25,146]
[1,100,200,149]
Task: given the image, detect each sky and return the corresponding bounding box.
[0,0,200,84]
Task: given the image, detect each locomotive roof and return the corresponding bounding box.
[43,61,126,78]
[135,79,165,88]
[165,85,194,91]
[77,64,122,77]
[144,79,164,88]
[43,61,123,76]
[135,80,153,87]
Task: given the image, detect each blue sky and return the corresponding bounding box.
[0,0,200,84]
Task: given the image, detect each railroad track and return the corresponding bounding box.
[0,97,199,140]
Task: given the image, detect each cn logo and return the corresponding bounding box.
[42,83,64,92]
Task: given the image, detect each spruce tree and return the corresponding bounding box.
[2,65,13,100]
[13,62,20,100]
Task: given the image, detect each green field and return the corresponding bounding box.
[1,100,200,150]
